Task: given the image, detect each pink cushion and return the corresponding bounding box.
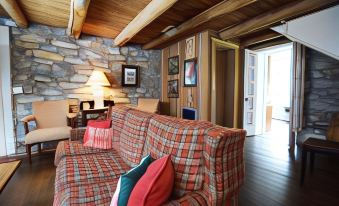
[127,155,174,206]
[110,177,121,206]
[83,126,113,149]
[83,120,111,144]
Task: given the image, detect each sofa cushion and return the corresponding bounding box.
[55,140,113,166]
[55,151,130,195]
[25,126,72,144]
[111,106,131,140]
[115,154,153,206]
[54,179,118,206]
[144,115,213,197]
[83,126,114,149]
[83,119,112,143]
[120,109,154,167]
[128,155,174,206]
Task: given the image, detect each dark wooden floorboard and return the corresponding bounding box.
[239,135,339,206]
[1,134,339,206]
[0,152,55,206]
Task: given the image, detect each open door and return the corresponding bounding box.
[243,49,258,136]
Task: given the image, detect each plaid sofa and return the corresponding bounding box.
[54,106,246,206]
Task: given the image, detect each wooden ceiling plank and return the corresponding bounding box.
[219,0,339,40]
[114,0,178,46]
[143,0,256,49]
[67,0,90,39]
[241,30,282,47]
[0,0,27,27]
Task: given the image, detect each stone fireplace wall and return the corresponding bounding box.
[301,47,339,142]
[11,24,161,153]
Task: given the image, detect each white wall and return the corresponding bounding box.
[0,26,15,155]
[272,5,339,60]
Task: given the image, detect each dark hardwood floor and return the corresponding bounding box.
[1,133,339,206]
[0,152,55,206]
[239,135,339,206]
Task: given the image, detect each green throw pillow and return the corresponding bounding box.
[118,154,153,206]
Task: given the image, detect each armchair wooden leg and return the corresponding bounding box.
[26,144,32,164]
[38,143,42,154]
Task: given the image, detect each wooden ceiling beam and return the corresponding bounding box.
[240,30,282,48]
[219,0,339,40]
[143,0,257,49]
[67,0,91,39]
[114,0,178,46]
[0,0,27,28]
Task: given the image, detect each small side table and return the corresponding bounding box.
[81,108,108,126]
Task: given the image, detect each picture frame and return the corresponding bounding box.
[168,56,179,75]
[122,65,140,87]
[168,79,179,98]
[185,36,195,60]
[184,58,197,87]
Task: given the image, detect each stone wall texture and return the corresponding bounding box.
[301,48,339,140]
[11,24,161,152]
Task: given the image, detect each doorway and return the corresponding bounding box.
[243,43,293,143]
[211,38,240,128]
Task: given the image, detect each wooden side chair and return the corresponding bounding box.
[300,113,339,185]
[21,100,77,163]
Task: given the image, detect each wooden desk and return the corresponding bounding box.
[81,108,108,126]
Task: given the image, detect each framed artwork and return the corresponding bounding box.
[122,65,139,87]
[184,58,197,87]
[168,79,179,98]
[185,36,195,59]
[168,56,179,75]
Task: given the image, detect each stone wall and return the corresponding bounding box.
[11,24,161,152]
[300,48,339,142]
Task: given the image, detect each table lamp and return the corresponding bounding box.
[86,70,111,109]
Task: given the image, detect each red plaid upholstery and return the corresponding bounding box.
[54,140,115,166]
[55,151,130,195]
[53,180,118,206]
[54,111,246,206]
[144,115,213,197]
[119,109,154,167]
[203,126,246,205]
[111,105,131,141]
[163,191,208,206]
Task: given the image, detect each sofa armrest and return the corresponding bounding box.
[203,127,246,205]
[70,128,86,142]
[21,115,36,134]
[163,191,208,206]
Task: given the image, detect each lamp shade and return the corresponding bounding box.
[86,70,111,86]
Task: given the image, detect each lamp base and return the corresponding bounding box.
[91,85,104,109]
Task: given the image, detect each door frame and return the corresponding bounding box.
[210,37,240,128]
[0,26,14,156]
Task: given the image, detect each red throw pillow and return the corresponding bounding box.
[83,120,111,143]
[83,120,112,149]
[128,155,174,206]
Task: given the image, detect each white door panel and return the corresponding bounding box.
[243,50,258,136]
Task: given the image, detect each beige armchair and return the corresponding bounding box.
[131,98,160,113]
[21,100,77,163]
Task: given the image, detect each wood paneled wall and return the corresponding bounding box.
[161,32,208,118]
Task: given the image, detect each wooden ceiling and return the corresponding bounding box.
[0,0,338,49]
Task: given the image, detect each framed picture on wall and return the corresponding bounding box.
[168,79,179,98]
[184,58,197,87]
[122,65,139,87]
[185,36,195,60]
[168,56,179,75]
